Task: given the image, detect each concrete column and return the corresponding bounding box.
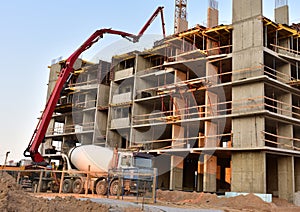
[278,123,293,149]
[205,62,219,146]
[207,2,219,55]
[169,69,186,191]
[277,63,291,83]
[278,156,294,202]
[294,130,300,149]
[295,158,300,192]
[175,18,188,34]
[267,156,278,196]
[197,160,204,191]
[94,84,110,145]
[274,5,291,56]
[231,0,267,195]
[231,152,266,193]
[65,115,73,133]
[278,93,292,116]
[232,0,265,146]
[169,155,183,190]
[203,155,217,192]
[202,61,218,192]
[275,5,289,25]
[207,6,218,28]
[232,0,264,81]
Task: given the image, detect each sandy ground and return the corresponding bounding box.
[156,190,300,211]
[1,171,300,212]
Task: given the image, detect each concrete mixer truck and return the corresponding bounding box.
[34,145,155,195]
[64,145,154,195]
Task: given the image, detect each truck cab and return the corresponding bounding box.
[115,152,154,195]
[117,152,153,169]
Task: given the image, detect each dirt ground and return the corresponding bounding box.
[0,172,139,212]
[156,190,300,211]
[1,171,300,212]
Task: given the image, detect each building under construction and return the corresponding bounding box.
[42,0,300,203]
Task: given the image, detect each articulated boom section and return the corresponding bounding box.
[24,7,166,163]
[24,30,135,163]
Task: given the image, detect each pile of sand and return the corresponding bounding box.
[0,172,109,212]
[157,190,300,211]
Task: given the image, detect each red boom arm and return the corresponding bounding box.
[24,7,166,163]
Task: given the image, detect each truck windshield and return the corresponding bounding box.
[120,155,132,167]
[133,157,152,168]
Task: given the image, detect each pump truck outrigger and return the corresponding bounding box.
[23,7,165,194]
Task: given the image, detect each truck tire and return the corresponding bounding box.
[40,180,48,192]
[62,179,73,193]
[31,180,48,192]
[95,180,107,195]
[109,180,121,196]
[72,179,84,194]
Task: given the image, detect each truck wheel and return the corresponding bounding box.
[31,180,47,192]
[95,180,107,195]
[62,179,73,193]
[109,180,121,196]
[72,179,84,194]
[40,180,48,192]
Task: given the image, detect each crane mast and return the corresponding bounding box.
[174,0,187,33]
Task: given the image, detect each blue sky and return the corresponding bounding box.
[0,0,299,162]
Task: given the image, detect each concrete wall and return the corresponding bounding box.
[111,117,130,129]
[106,130,122,148]
[231,152,266,193]
[136,55,152,71]
[93,111,108,145]
[97,84,110,107]
[275,5,289,25]
[114,67,133,81]
[232,116,265,148]
[112,92,132,104]
[232,0,262,23]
